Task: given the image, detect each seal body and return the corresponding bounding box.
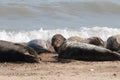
[27,39,55,54]
[80,37,105,47]
[0,40,40,63]
[107,35,120,52]
[67,36,83,41]
[58,40,120,61]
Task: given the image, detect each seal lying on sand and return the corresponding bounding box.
[52,34,105,53]
[58,40,120,61]
[80,37,105,47]
[51,34,66,52]
[68,36,105,47]
[27,39,55,54]
[0,40,40,63]
[107,35,120,52]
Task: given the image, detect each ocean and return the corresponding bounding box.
[0,0,120,42]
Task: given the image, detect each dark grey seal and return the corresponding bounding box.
[52,34,105,53]
[51,34,66,52]
[27,39,55,54]
[107,35,120,52]
[58,40,120,61]
[0,40,40,63]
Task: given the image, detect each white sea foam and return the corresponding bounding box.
[0,27,119,43]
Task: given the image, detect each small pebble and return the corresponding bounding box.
[113,73,117,76]
[90,69,94,71]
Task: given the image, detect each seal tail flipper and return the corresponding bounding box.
[14,43,41,62]
[112,51,120,60]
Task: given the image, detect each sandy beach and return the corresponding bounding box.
[0,53,119,80]
[0,1,120,80]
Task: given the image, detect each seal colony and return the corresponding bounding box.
[51,34,120,61]
[0,34,120,63]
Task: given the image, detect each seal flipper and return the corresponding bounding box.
[14,43,41,62]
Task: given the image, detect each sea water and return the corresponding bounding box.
[0,0,120,42]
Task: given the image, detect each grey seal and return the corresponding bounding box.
[0,40,40,63]
[58,40,120,61]
[27,39,55,54]
[107,35,120,52]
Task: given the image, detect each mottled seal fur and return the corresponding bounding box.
[67,36,83,41]
[107,35,120,52]
[52,34,105,53]
[0,40,40,63]
[80,37,105,47]
[27,39,55,54]
[51,34,66,52]
[58,40,120,61]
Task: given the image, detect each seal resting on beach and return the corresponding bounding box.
[68,36,105,47]
[58,40,120,61]
[27,39,55,54]
[51,34,66,52]
[67,36,83,41]
[52,34,105,53]
[80,37,105,47]
[107,35,120,52]
[0,40,40,63]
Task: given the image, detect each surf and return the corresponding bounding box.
[0,27,119,42]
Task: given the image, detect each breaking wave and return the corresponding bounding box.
[0,27,119,43]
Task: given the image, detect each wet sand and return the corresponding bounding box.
[0,53,119,80]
